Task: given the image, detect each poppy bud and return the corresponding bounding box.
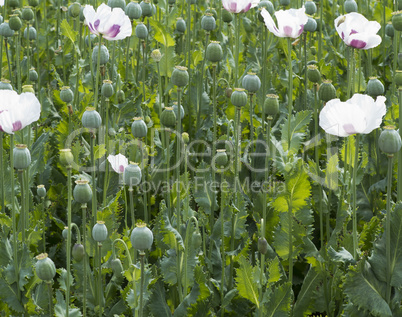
[37,185,46,198]
[304,0,316,15]
[60,149,74,167]
[392,11,402,31]
[9,14,22,31]
[8,0,19,7]
[344,0,357,13]
[101,80,114,98]
[135,22,148,39]
[304,17,317,32]
[117,90,125,103]
[176,17,186,33]
[125,2,142,20]
[29,68,38,82]
[264,94,279,117]
[385,22,395,37]
[140,0,153,17]
[222,8,233,23]
[307,65,321,83]
[69,2,81,18]
[151,49,162,62]
[366,77,384,97]
[395,70,402,87]
[72,244,85,262]
[21,6,34,21]
[60,86,74,104]
[182,132,190,144]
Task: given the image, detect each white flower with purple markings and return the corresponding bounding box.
[260,7,308,38]
[108,154,129,174]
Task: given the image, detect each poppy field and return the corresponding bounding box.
[1,0,402,315]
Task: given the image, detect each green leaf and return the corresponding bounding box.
[328,247,355,266]
[54,290,82,317]
[281,110,312,154]
[149,280,172,317]
[235,256,260,308]
[369,202,402,288]
[263,282,292,317]
[60,19,80,55]
[344,260,391,317]
[148,18,175,47]
[193,162,218,215]
[293,266,322,317]
[0,274,25,313]
[267,257,281,285]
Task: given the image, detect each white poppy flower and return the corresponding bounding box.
[0,90,41,134]
[107,154,129,173]
[261,7,308,38]
[0,0,4,6]
[83,3,132,41]
[319,94,386,137]
[334,12,381,49]
[222,0,260,13]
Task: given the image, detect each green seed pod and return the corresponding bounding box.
[72,244,85,262]
[392,11,402,31]
[318,80,336,102]
[60,149,74,167]
[92,221,108,243]
[378,126,402,155]
[201,13,216,32]
[108,0,126,9]
[171,66,189,87]
[385,22,395,37]
[124,162,142,186]
[161,107,176,128]
[37,184,46,198]
[173,102,185,119]
[182,132,190,144]
[101,79,114,98]
[192,232,202,249]
[35,253,56,282]
[68,2,81,18]
[144,115,151,124]
[366,77,384,97]
[231,88,248,108]
[60,86,74,104]
[395,70,402,87]
[344,0,357,13]
[304,16,317,32]
[82,107,102,129]
[151,49,162,62]
[242,72,261,93]
[225,88,233,98]
[117,90,125,103]
[304,0,316,15]
[222,8,233,23]
[111,258,124,277]
[9,14,22,31]
[215,149,228,167]
[135,22,148,39]
[258,237,268,255]
[206,41,223,63]
[140,0,153,17]
[131,117,148,138]
[0,79,12,90]
[22,84,34,94]
[258,1,274,15]
[264,94,279,117]
[280,0,290,6]
[176,17,186,33]
[130,222,153,251]
[29,68,38,82]
[22,6,34,21]
[14,144,31,170]
[73,180,93,204]
[205,8,218,19]
[28,0,39,7]
[92,44,110,65]
[0,22,15,37]
[8,0,20,7]
[307,65,321,83]
[125,1,142,19]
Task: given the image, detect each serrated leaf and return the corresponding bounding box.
[264,282,292,317]
[148,18,175,47]
[324,153,339,191]
[328,247,355,265]
[149,280,173,317]
[60,19,80,55]
[369,202,402,287]
[54,290,82,317]
[293,266,322,317]
[281,111,312,154]
[173,283,200,317]
[235,256,260,308]
[0,275,25,313]
[267,257,281,285]
[344,261,391,317]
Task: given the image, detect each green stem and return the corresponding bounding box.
[318,0,323,61]
[110,40,116,81]
[26,23,31,85]
[5,38,12,82]
[112,238,133,266]
[210,64,217,258]
[129,186,135,227]
[393,31,399,97]
[385,155,393,304]
[234,106,241,193]
[196,33,209,132]
[124,186,128,229]
[352,134,360,259]
[42,197,46,252]
[258,219,266,317]
[47,282,53,316]
[90,133,97,225]
[98,243,103,317]
[288,180,293,284]
[19,170,25,243]
[125,31,131,80]
[303,33,307,110]
[166,131,171,216]
[398,88,402,201]
[103,99,110,207]
[94,36,103,108]
[287,38,293,145]
[142,40,146,101]
[139,252,145,317]
[261,27,267,131]
[220,174,225,317]
[234,13,240,86]
[66,166,72,317]
[81,204,87,317]
[16,31,21,93]
[176,88,182,231]
[142,139,148,223]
